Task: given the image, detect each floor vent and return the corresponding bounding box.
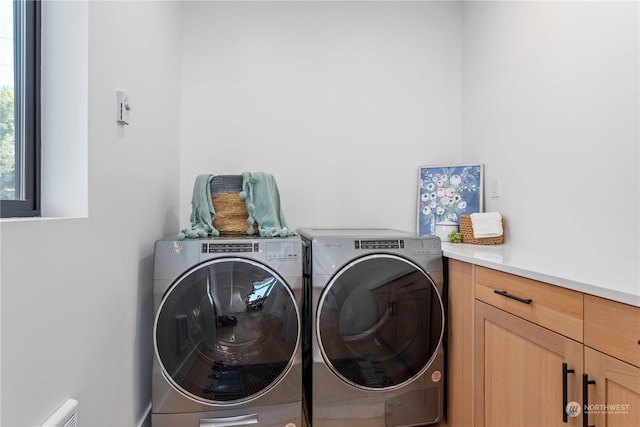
[41,399,78,427]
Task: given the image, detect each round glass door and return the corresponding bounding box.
[154,257,299,405]
[317,254,444,390]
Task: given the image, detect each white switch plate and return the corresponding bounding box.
[117,90,131,125]
[489,177,501,198]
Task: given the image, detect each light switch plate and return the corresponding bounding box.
[116,90,131,125]
[489,177,501,198]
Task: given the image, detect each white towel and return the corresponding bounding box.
[470,212,503,238]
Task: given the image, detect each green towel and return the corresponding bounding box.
[177,174,220,240]
[177,172,296,240]
[241,171,296,238]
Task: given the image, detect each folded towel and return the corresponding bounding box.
[470,212,503,238]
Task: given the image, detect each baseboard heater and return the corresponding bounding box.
[41,398,78,427]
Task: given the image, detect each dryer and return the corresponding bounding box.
[152,236,304,427]
[299,228,445,427]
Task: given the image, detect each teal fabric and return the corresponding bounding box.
[177,172,295,240]
[241,171,296,238]
[177,174,220,240]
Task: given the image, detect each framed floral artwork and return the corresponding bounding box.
[417,164,483,236]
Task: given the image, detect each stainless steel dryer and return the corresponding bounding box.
[298,228,445,427]
[152,236,303,427]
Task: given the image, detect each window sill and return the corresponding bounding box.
[0,215,88,223]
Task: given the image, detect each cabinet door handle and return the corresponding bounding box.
[582,373,596,427]
[494,290,533,304]
[563,363,576,423]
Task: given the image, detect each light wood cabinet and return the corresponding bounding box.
[446,259,640,427]
[446,259,475,427]
[583,347,640,427]
[475,266,583,341]
[583,296,640,427]
[584,295,640,368]
[474,300,583,427]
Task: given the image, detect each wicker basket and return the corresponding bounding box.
[459,214,504,245]
[212,192,258,235]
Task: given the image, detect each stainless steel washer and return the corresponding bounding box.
[299,228,445,427]
[152,236,303,427]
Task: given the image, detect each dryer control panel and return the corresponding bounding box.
[266,241,299,261]
[405,237,440,256]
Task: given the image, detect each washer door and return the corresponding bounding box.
[154,257,299,405]
[317,254,444,390]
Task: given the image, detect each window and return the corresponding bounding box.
[1,0,40,218]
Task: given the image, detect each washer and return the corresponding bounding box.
[152,236,304,427]
[298,228,445,427]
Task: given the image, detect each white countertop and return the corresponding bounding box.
[442,243,640,307]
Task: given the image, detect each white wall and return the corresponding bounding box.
[179,1,463,232]
[180,0,639,262]
[462,1,639,261]
[1,1,638,426]
[0,1,180,426]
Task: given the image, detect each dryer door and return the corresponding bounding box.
[154,257,299,405]
[317,254,444,390]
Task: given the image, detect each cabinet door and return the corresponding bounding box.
[584,347,640,427]
[475,301,583,427]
